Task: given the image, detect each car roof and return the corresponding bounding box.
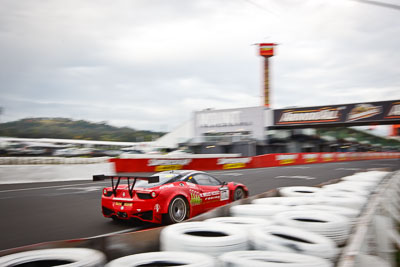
[156,170,204,176]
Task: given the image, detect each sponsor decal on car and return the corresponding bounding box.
[220,187,229,201]
[200,191,220,197]
[217,158,251,169]
[205,195,220,201]
[154,204,161,213]
[190,190,202,205]
[148,159,192,172]
[200,190,223,202]
[347,104,382,122]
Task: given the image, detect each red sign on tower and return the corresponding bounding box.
[259,43,276,57]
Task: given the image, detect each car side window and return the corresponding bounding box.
[193,174,221,186]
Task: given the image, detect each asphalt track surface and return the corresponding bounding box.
[0,159,399,251]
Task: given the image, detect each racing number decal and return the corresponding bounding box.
[220,188,229,201]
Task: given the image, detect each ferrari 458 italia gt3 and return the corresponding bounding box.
[94,170,248,224]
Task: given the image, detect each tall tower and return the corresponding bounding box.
[259,43,276,108]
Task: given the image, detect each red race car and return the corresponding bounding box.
[94,170,249,224]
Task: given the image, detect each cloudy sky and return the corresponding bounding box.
[0,0,399,133]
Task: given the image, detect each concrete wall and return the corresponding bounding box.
[0,162,115,184]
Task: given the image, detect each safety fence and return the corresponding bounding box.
[111,152,400,172]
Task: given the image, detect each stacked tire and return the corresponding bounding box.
[279,186,321,197]
[249,225,338,260]
[205,216,272,232]
[160,222,248,257]
[106,251,216,267]
[219,251,333,267]
[294,205,359,226]
[252,196,317,206]
[0,248,106,267]
[230,204,291,219]
[273,210,351,246]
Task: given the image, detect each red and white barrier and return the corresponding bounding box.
[111,152,400,173]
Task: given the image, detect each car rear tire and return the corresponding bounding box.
[166,196,188,224]
[233,187,245,201]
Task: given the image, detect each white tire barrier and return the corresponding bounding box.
[0,248,106,267]
[218,251,333,267]
[250,225,338,260]
[386,189,400,210]
[313,196,367,210]
[106,251,216,267]
[342,171,388,183]
[316,190,368,204]
[332,181,376,191]
[274,210,351,246]
[160,222,248,257]
[357,254,391,267]
[322,184,370,197]
[279,186,321,197]
[205,217,272,232]
[230,204,291,219]
[252,197,317,206]
[294,205,360,225]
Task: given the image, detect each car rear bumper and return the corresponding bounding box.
[102,206,156,222]
[101,198,163,224]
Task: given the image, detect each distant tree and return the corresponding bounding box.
[0,118,165,142]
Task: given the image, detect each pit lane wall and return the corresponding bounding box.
[112,152,400,173]
[0,157,115,184]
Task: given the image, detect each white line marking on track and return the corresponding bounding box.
[0,181,108,193]
[211,172,243,176]
[88,228,140,239]
[283,166,311,169]
[57,186,103,192]
[275,175,316,180]
[335,168,362,171]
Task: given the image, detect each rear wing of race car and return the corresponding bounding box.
[93,174,159,198]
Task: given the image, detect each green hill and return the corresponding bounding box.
[0,118,165,142]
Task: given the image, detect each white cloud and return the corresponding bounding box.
[0,0,399,133]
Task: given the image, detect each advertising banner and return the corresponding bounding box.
[193,106,266,141]
[259,43,276,57]
[273,100,400,127]
[111,152,400,173]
